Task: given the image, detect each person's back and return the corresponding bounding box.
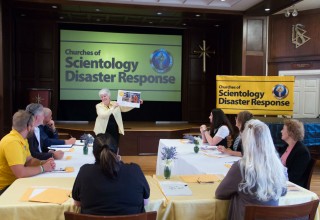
[215,119,287,220]
[73,162,149,215]
[72,133,150,216]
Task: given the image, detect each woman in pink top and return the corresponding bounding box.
[278,119,311,188]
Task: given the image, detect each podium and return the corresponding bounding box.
[27,88,52,108]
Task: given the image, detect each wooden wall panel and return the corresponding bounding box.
[268,9,320,76]
[245,55,264,76]
[242,17,267,76]
[15,19,56,110]
[269,11,320,59]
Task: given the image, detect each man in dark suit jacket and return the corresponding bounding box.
[26,104,64,160]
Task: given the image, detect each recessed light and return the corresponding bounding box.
[157,12,162,15]
[149,21,153,24]
[182,23,187,26]
[195,14,201,17]
[265,8,270,11]
[96,18,101,22]
[215,24,220,27]
[20,13,26,17]
[59,16,64,20]
[95,8,100,12]
[52,5,58,9]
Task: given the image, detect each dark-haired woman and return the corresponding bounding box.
[72,134,150,216]
[217,110,253,157]
[200,108,233,146]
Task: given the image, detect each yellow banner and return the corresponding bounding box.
[216,75,295,115]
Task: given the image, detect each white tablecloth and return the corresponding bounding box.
[39,145,95,178]
[156,139,241,176]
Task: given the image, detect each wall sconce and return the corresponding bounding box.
[284,6,298,17]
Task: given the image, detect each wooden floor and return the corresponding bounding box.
[122,155,320,197]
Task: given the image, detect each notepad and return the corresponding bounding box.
[49,144,73,148]
[159,181,192,196]
[180,174,223,183]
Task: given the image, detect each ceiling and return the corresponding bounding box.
[10,0,319,28]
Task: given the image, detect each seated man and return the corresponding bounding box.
[26,104,64,160]
[0,110,55,195]
[41,107,76,147]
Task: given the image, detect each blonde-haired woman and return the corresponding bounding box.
[216,119,287,220]
[94,88,142,144]
[278,119,311,188]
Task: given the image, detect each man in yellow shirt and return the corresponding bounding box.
[0,110,56,195]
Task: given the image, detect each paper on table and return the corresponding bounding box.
[73,140,84,146]
[48,147,74,152]
[159,181,192,196]
[53,166,74,173]
[28,188,71,204]
[65,156,72,160]
[180,174,223,183]
[287,183,301,191]
[200,145,217,150]
[202,150,230,158]
[49,144,73,148]
[180,139,191,144]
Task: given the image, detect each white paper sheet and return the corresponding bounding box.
[159,181,192,196]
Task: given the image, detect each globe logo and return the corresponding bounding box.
[150,49,173,73]
[272,84,289,100]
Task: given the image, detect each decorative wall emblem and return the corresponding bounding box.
[193,40,215,73]
[292,24,311,48]
[33,93,44,103]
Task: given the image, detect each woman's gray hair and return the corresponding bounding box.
[25,103,44,116]
[99,88,111,97]
[12,110,34,132]
[239,119,287,201]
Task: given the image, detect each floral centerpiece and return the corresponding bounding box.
[80,133,94,145]
[183,134,201,153]
[161,146,177,179]
[80,133,94,155]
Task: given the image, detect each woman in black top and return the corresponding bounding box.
[72,133,150,216]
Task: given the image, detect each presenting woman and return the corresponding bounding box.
[215,119,287,220]
[200,108,233,146]
[94,88,142,144]
[72,134,150,216]
[278,119,311,188]
[217,110,253,157]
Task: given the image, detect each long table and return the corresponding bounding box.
[42,144,95,178]
[156,139,241,176]
[0,175,318,220]
[0,140,319,220]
